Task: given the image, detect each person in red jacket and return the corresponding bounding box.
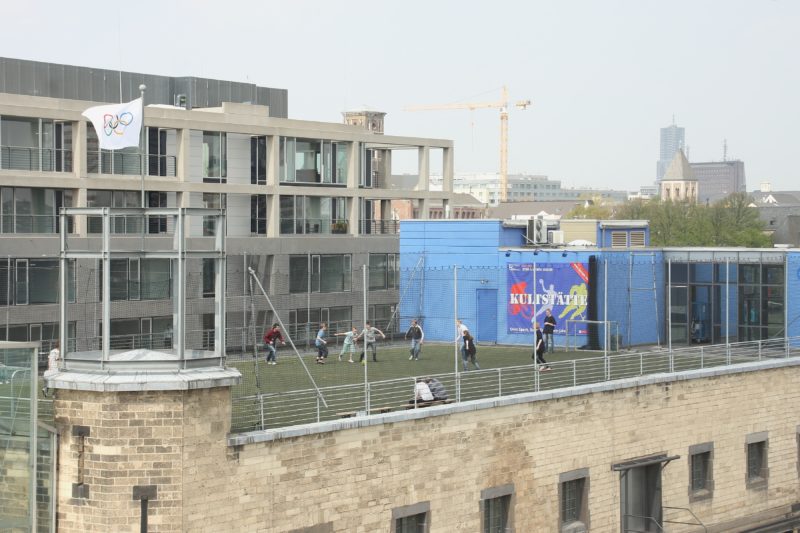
[263,324,285,365]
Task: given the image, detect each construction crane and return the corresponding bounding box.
[405,86,531,202]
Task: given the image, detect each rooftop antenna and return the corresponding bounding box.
[723,139,728,162]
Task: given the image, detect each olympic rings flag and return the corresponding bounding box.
[82,98,143,150]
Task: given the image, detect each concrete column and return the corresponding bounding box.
[73,120,87,178]
[266,194,281,238]
[73,188,88,236]
[442,146,454,193]
[418,198,430,220]
[417,146,429,192]
[347,142,359,189]
[348,196,360,236]
[266,135,280,187]
[177,128,191,182]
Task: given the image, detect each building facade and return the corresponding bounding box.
[660,150,698,203]
[0,59,459,353]
[690,160,747,203]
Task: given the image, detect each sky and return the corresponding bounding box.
[2,0,799,192]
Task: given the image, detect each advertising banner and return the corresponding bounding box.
[507,262,590,334]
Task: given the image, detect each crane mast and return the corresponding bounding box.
[406,86,530,203]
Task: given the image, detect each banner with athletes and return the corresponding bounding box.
[507,262,590,334]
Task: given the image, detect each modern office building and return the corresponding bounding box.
[657,120,685,180]
[690,159,747,203]
[0,57,461,352]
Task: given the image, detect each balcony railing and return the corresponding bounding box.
[87,152,177,177]
[230,336,800,433]
[0,146,73,172]
[0,214,73,234]
[360,219,399,235]
[279,218,349,235]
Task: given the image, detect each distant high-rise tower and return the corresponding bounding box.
[657,119,685,180]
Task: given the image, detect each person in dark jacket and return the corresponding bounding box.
[462,330,480,371]
[543,308,557,353]
[533,322,551,371]
[405,319,425,361]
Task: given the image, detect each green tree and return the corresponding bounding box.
[564,202,613,220]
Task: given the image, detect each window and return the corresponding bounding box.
[746,432,768,489]
[0,187,72,234]
[147,127,176,176]
[280,137,348,185]
[203,193,225,236]
[279,195,348,235]
[87,189,142,234]
[288,306,351,343]
[391,502,429,533]
[559,468,589,532]
[688,443,713,501]
[100,258,171,301]
[481,484,513,533]
[369,253,399,290]
[202,131,227,182]
[250,136,267,185]
[147,191,168,234]
[0,116,72,172]
[202,258,216,298]
[251,195,267,234]
[289,255,351,294]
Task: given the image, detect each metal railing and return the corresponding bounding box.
[0,146,72,172]
[279,218,349,235]
[87,152,176,176]
[359,219,399,235]
[231,336,800,433]
[663,506,708,532]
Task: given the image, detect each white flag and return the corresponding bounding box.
[82,98,143,150]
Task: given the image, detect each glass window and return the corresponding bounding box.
[690,263,713,284]
[561,478,584,524]
[203,193,225,236]
[669,262,688,283]
[739,264,759,284]
[689,445,713,499]
[294,139,321,183]
[763,265,783,285]
[369,254,389,290]
[747,440,768,486]
[483,495,510,533]
[279,137,296,182]
[250,136,267,185]
[251,195,267,234]
[202,258,215,298]
[141,259,171,300]
[395,513,426,533]
[202,131,227,182]
[289,256,309,294]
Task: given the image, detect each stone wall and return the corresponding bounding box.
[51,363,800,532]
[54,387,230,533]
[185,364,800,532]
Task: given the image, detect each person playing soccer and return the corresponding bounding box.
[357,321,385,363]
[335,326,358,363]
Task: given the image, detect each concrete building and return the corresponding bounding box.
[434,172,628,206]
[660,150,698,203]
[0,57,461,351]
[691,160,747,204]
[657,120,685,180]
[749,188,800,246]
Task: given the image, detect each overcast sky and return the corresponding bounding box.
[2,0,798,191]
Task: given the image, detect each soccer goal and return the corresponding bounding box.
[565,319,620,354]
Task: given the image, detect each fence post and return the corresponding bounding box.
[669,347,674,374]
[534,366,540,393]
[639,352,643,376]
[758,340,762,361]
[700,346,704,369]
[726,344,731,366]
[366,382,371,413]
[316,394,321,423]
[572,359,576,388]
[259,395,265,431]
[498,368,502,397]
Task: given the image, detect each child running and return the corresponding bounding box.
[315,322,329,364]
[335,326,358,363]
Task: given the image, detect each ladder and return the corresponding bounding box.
[627,252,660,348]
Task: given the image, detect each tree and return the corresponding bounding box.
[564,202,613,220]
[608,193,771,247]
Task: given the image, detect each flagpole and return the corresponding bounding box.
[139,84,147,208]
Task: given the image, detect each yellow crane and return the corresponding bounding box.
[405,86,531,202]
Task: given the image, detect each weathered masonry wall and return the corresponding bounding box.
[54,387,230,533]
[189,363,800,532]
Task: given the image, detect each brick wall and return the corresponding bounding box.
[54,387,230,533]
[52,365,800,532]
[183,366,800,532]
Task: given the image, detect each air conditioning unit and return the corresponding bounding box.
[548,230,565,245]
[526,216,547,245]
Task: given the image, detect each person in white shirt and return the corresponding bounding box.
[47,341,60,372]
[411,379,434,404]
[456,319,469,362]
